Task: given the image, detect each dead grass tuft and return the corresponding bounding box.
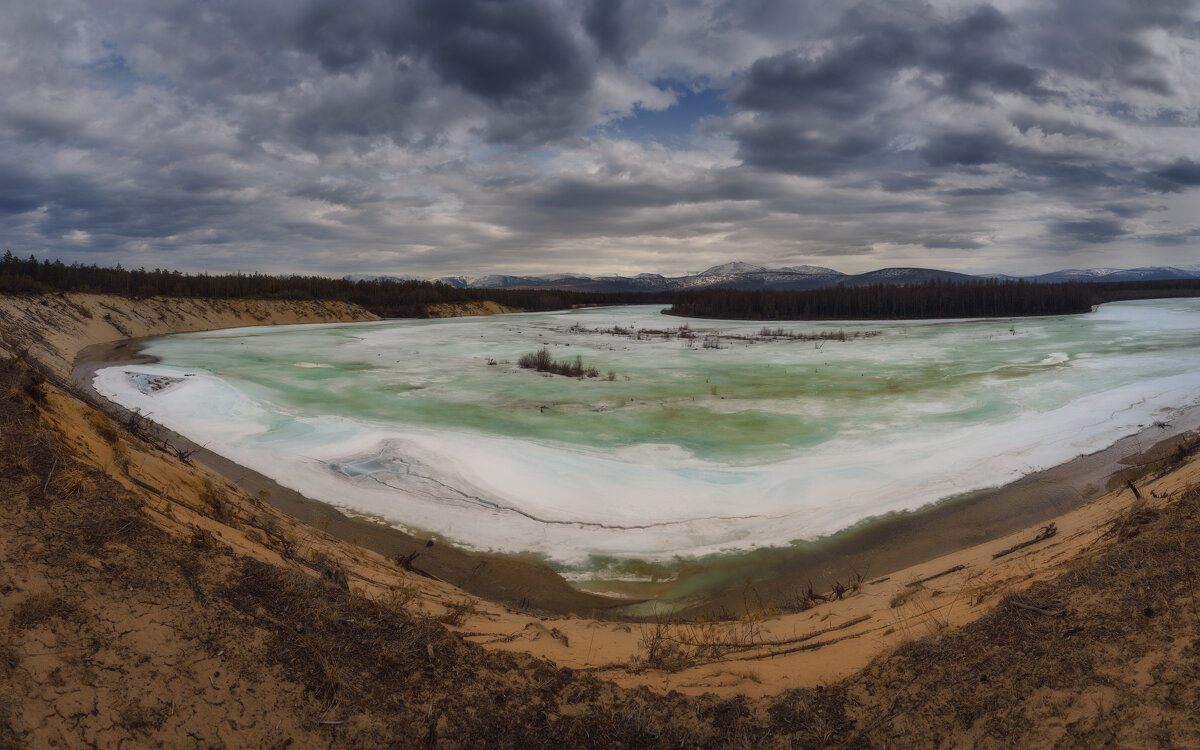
[10,593,75,630]
[199,480,234,525]
[634,607,768,672]
[84,409,119,444]
[117,699,171,733]
[436,598,478,626]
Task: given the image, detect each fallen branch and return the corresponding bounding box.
[905,564,966,588]
[124,473,164,496]
[41,455,58,497]
[992,522,1057,559]
[662,614,873,655]
[729,629,868,662]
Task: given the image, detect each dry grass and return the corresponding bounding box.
[84,409,119,444]
[634,603,769,672]
[10,593,76,630]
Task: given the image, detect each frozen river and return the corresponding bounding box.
[94,299,1200,578]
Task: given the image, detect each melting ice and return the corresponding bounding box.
[92,299,1200,571]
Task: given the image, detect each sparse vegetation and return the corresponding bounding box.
[517,348,600,378]
[565,321,881,348]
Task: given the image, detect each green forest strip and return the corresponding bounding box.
[0,252,662,318]
[667,279,1200,320]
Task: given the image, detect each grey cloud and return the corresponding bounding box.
[917,235,988,250]
[733,119,886,176]
[0,165,43,216]
[1154,159,1200,187]
[583,0,667,64]
[1102,202,1158,219]
[944,186,1015,197]
[920,132,1007,167]
[1145,229,1200,246]
[410,0,593,103]
[1046,219,1129,243]
[1,0,1198,277]
[1028,0,1198,95]
[879,174,939,192]
[729,20,918,117]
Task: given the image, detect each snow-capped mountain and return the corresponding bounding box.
[1031,267,1200,283]
[353,263,1200,294]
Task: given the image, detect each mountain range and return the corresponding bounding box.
[347,263,1200,295]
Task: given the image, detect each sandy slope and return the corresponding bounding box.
[0,293,378,378]
[3,291,1199,705]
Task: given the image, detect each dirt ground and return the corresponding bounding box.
[4,293,1200,747]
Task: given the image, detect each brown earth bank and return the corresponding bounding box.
[3,292,1200,746]
[424,300,523,318]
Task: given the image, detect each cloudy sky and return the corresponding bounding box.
[3,0,1199,277]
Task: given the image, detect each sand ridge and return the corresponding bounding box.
[3,291,1199,702]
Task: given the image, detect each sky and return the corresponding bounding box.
[3,0,1199,278]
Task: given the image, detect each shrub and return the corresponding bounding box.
[516,348,600,378]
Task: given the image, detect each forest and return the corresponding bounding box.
[667,278,1200,320]
[0,252,658,317]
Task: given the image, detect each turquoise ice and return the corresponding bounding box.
[93,299,1200,574]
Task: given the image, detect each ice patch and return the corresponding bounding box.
[90,299,1200,568]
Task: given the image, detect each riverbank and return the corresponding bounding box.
[71,335,631,617]
[5,291,1200,703]
[77,327,1200,623]
[7,348,1200,746]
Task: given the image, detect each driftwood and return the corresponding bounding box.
[738,614,872,652]
[730,628,869,662]
[992,522,1057,559]
[905,564,966,588]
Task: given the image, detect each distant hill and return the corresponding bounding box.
[353,263,1200,294]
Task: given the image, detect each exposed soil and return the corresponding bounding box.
[4,292,1200,747]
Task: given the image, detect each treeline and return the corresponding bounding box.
[668,278,1200,320]
[0,252,656,318]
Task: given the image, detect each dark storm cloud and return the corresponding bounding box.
[1028,0,1197,95]
[1155,160,1200,187]
[287,0,597,145]
[724,0,1198,215]
[409,0,592,103]
[583,0,667,64]
[729,2,1047,119]
[0,165,43,216]
[729,19,919,117]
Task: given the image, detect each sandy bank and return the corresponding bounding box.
[5,291,1200,700]
[424,300,522,317]
[0,292,379,378]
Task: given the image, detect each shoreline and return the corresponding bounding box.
[72,337,633,617]
[74,324,1200,618]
